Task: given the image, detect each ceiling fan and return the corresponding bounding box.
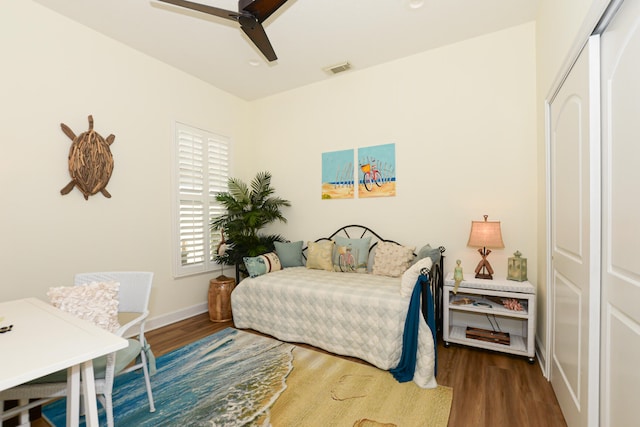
[158,0,290,62]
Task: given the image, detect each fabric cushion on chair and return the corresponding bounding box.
[47,281,121,333]
[93,339,141,379]
[28,339,141,384]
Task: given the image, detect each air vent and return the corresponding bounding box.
[324,62,352,75]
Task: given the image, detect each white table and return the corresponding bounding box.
[0,298,127,426]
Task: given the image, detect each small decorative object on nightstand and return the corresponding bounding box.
[453,259,464,293]
[507,250,528,282]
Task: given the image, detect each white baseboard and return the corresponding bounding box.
[146,302,209,332]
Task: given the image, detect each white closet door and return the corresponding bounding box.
[549,37,601,427]
[600,0,640,425]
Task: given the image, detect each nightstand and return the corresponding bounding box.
[443,273,536,363]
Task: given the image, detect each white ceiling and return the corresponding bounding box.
[33,0,538,101]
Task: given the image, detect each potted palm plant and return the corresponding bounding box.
[210,171,291,282]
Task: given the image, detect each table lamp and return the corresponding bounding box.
[467,215,504,280]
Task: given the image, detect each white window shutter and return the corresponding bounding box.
[173,123,229,277]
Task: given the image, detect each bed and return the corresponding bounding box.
[231,225,445,388]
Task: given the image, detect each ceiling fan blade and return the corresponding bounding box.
[240,0,289,23]
[239,17,277,61]
[158,0,239,21]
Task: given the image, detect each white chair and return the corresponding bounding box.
[0,272,156,427]
[74,272,157,419]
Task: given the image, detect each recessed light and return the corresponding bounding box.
[248,59,260,67]
[408,0,424,9]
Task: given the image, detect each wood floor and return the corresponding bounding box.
[28,313,566,427]
[145,313,567,427]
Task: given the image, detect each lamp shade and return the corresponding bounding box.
[467,215,504,249]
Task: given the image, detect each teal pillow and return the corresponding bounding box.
[417,244,441,264]
[243,252,282,277]
[333,236,371,273]
[274,241,304,267]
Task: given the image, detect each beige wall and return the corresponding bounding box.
[0,1,249,324]
[251,23,537,283]
[535,0,608,362]
[2,3,540,333]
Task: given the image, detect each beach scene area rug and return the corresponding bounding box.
[43,328,452,426]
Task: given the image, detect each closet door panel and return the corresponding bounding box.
[549,38,600,427]
[600,0,640,424]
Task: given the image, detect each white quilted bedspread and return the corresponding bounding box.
[231,267,437,388]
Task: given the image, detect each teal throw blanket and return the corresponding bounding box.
[390,273,437,382]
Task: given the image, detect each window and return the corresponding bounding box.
[172,122,229,277]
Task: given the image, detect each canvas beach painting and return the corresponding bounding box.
[321,149,355,199]
[358,143,396,198]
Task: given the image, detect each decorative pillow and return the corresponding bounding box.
[332,236,371,273]
[417,244,441,265]
[372,241,416,277]
[244,252,282,278]
[274,241,304,267]
[306,240,335,271]
[400,257,434,297]
[47,281,120,333]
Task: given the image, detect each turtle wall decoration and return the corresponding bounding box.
[60,115,115,200]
